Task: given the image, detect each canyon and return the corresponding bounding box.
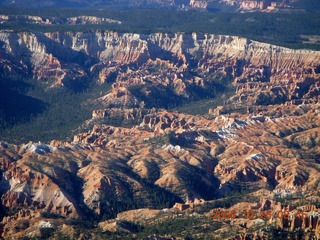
[0,30,319,106]
[0,29,320,238]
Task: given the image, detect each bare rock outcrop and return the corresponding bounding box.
[67,16,121,25]
[1,29,320,239]
[0,104,320,238]
[1,31,319,105]
[190,0,209,9]
[94,87,140,108]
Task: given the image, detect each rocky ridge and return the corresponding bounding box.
[1,30,320,238]
[1,31,319,105]
[0,103,320,237]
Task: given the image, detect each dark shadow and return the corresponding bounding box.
[0,170,10,221]
[32,32,99,92]
[176,158,220,201]
[55,166,96,214]
[147,39,177,61]
[0,79,48,128]
[33,32,98,68]
[99,161,183,220]
[128,84,188,109]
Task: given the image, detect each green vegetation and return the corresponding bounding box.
[128,72,233,114]
[198,191,260,214]
[174,87,236,115]
[0,77,111,144]
[0,5,319,240]
[39,227,55,239]
[128,84,187,109]
[100,169,182,220]
[292,0,320,12]
[96,215,223,240]
[265,226,315,240]
[40,212,65,219]
[136,216,222,239]
[0,73,232,144]
[46,214,222,240]
[0,7,320,50]
[0,7,319,144]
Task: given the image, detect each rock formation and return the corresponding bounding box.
[0,28,320,238]
[1,30,319,106]
[0,101,319,237]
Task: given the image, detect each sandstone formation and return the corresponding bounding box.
[0,102,319,237]
[220,0,294,12]
[190,0,209,9]
[1,28,320,238]
[1,30,319,107]
[0,15,51,25]
[66,16,121,25]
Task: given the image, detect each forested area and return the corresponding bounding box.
[0,6,320,142]
[0,7,320,50]
[0,76,108,144]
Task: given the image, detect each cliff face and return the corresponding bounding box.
[1,104,320,237]
[2,31,318,74]
[1,31,319,104]
[1,30,320,238]
[189,0,209,9]
[220,0,294,11]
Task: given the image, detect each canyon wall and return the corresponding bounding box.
[1,30,319,105]
[1,30,320,238]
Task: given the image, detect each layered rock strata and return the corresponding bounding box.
[0,103,320,237]
[1,31,319,106]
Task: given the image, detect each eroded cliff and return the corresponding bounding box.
[1,31,319,106]
[1,30,320,238]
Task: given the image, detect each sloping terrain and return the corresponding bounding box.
[0,28,320,239]
[0,106,320,238]
[0,30,319,107]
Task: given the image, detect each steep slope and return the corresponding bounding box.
[1,104,320,238]
[1,31,319,104]
[0,30,320,238]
